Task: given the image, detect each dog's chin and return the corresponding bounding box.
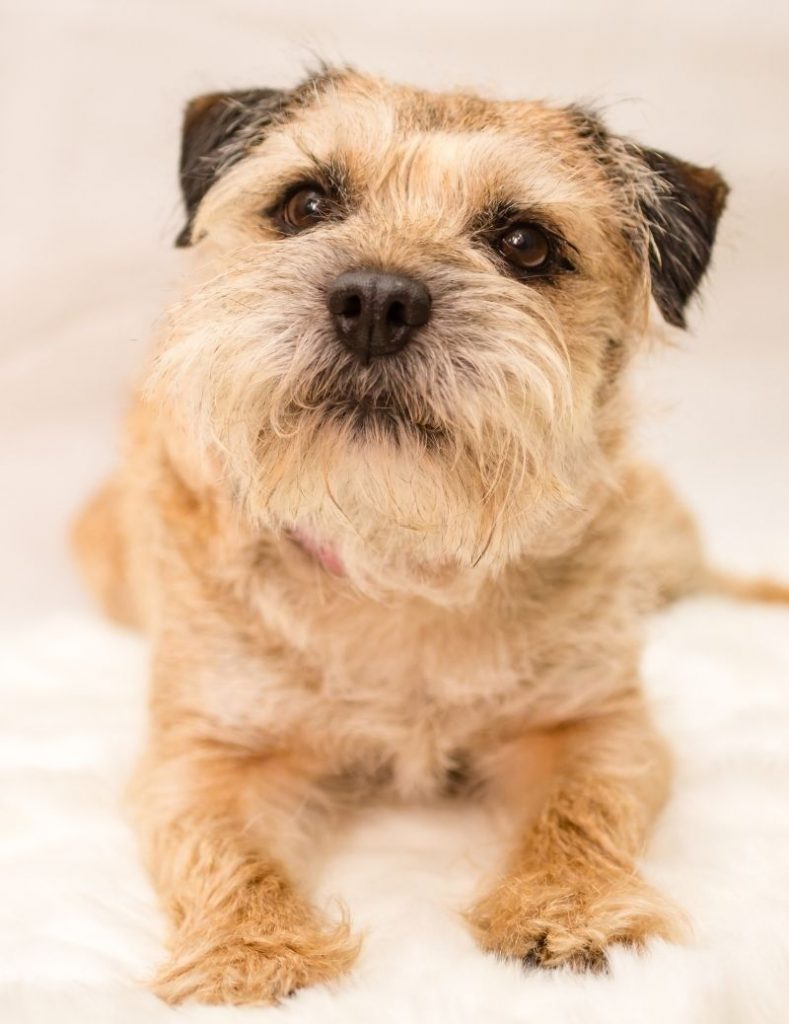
[237,373,567,597]
[256,443,526,604]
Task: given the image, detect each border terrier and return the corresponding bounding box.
[73,67,788,1005]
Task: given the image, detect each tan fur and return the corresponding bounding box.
[72,69,780,1005]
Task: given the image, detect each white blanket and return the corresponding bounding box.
[2,600,788,1024]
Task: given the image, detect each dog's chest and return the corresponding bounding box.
[249,586,538,798]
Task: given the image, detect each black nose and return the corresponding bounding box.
[327,269,431,362]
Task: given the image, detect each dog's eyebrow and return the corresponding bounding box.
[318,157,355,201]
[470,198,522,233]
[291,143,355,202]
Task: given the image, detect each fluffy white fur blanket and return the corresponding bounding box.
[2,599,788,1024]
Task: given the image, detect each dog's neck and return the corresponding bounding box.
[287,526,346,576]
[281,521,492,604]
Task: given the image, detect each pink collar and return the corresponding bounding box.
[288,526,346,576]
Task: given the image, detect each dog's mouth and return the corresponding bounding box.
[321,390,445,446]
[283,363,447,447]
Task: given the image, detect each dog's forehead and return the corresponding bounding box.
[267,78,609,212]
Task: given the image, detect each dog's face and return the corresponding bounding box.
[152,69,727,594]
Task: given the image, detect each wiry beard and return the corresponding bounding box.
[148,245,612,596]
[279,361,448,448]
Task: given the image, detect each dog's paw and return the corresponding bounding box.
[152,921,359,1006]
[468,868,682,973]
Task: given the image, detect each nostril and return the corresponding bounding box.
[341,293,362,319]
[386,300,406,326]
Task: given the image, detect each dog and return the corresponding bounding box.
[72,66,786,1005]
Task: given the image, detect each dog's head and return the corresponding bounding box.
[151,69,727,595]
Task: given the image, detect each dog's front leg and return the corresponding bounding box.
[469,693,684,970]
[130,729,358,1005]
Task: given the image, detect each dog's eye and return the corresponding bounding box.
[498,223,552,272]
[278,186,332,233]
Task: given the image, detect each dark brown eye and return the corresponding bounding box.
[498,223,552,272]
[279,185,331,233]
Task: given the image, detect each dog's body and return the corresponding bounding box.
[79,447,698,801]
[74,68,771,1004]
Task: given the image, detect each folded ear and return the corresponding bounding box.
[176,88,289,247]
[635,147,729,328]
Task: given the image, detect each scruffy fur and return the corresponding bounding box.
[73,68,785,1005]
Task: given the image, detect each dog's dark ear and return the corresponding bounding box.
[176,88,289,247]
[635,147,729,328]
